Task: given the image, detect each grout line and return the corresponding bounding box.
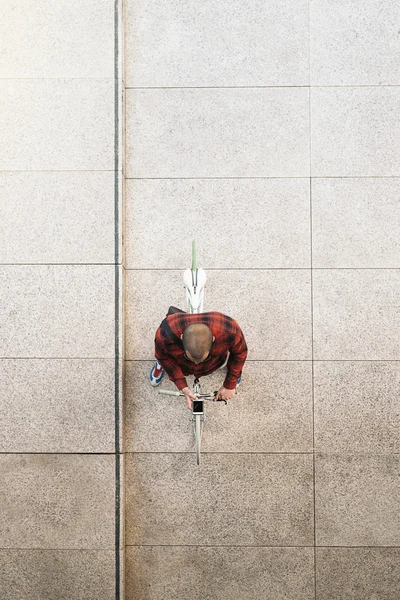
[126,175,400,180]
[125,359,400,363]
[0,263,119,266]
[127,451,314,455]
[309,11,318,592]
[125,544,400,549]
[123,267,400,270]
[114,1,121,599]
[125,85,400,89]
[0,357,117,360]
[0,452,117,456]
[0,170,118,172]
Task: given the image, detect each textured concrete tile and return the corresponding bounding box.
[0,0,114,78]
[311,87,400,176]
[126,0,309,87]
[0,454,115,548]
[126,453,314,546]
[0,265,114,358]
[126,361,313,453]
[0,172,115,264]
[316,548,400,600]
[0,550,115,600]
[313,269,400,360]
[314,361,400,453]
[126,179,311,269]
[0,80,114,170]
[126,88,310,177]
[126,546,314,600]
[0,359,115,453]
[312,178,400,268]
[315,454,400,546]
[310,0,400,85]
[126,269,312,360]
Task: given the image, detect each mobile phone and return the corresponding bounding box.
[192,400,204,414]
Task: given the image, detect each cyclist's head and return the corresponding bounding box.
[182,323,213,364]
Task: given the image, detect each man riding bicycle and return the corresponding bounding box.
[150,310,248,409]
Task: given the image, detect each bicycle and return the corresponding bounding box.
[158,240,227,465]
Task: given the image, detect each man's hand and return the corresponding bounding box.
[216,386,236,401]
[181,387,197,410]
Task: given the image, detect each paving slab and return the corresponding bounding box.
[0,172,115,264]
[312,178,400,268]
[313,269,400,360]
[0,265,115,358]
[0,359,115,453]
[125,361,313,453]
[314,361,400,453]
[0,454,115,549]
[125,0,309,87]
[0,80,114,171]
[315,454,400,546]
[125,269,312,360]
[0,549,115,600]
[0,0,114,79]
[311,87,400,177]
[126,453,314,546]
[316,547,400,600]
[127,546,314,600]
[126,178,310,269]
[310,0,400,85]
[126,88,310,178]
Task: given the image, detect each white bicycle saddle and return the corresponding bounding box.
[183,267,207,313]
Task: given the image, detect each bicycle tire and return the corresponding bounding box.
[194,414,202,466]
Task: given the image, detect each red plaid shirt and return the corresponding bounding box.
[154,311,247,391]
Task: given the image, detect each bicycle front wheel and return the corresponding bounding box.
[194,414,202,466]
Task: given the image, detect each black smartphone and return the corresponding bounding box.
[192,400,204,414]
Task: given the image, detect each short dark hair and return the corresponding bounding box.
[182,323,213,361]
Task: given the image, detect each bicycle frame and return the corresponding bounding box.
[158,241,226,465]
[159,378,226,465]
[183,239,206,313]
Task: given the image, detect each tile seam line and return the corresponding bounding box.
[123,267,400,270]
[125,85,400,89]
[309,2,317,594]
[125,544,400,549]
[126,176,400,179]
[113,1,121,599]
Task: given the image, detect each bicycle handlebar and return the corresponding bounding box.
[158,389,227,404]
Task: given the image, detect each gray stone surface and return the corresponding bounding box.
[0,265,115,358]
[125,269,312,360]
[314,361,400,453]
[313,269,400,360]
[311,87,400,176]
[312,178,400,268]
[126,546,314,600]
[126,361,313,453]
[0,454,115,549]
[125,0,309,87]
[0,80,114,171]
[0,0,114,79]
[0,172,115,264]
[315,454,400,546]
[0,359,115,453]
[310,0,400,85]
[0,549,115,600]
[126,453,314,546]
[126,88,310,178]
[126,178,311,269]
[316,548,400,600]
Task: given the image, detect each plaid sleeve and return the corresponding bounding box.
[223,320,248,389]
[154,331,188,391]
